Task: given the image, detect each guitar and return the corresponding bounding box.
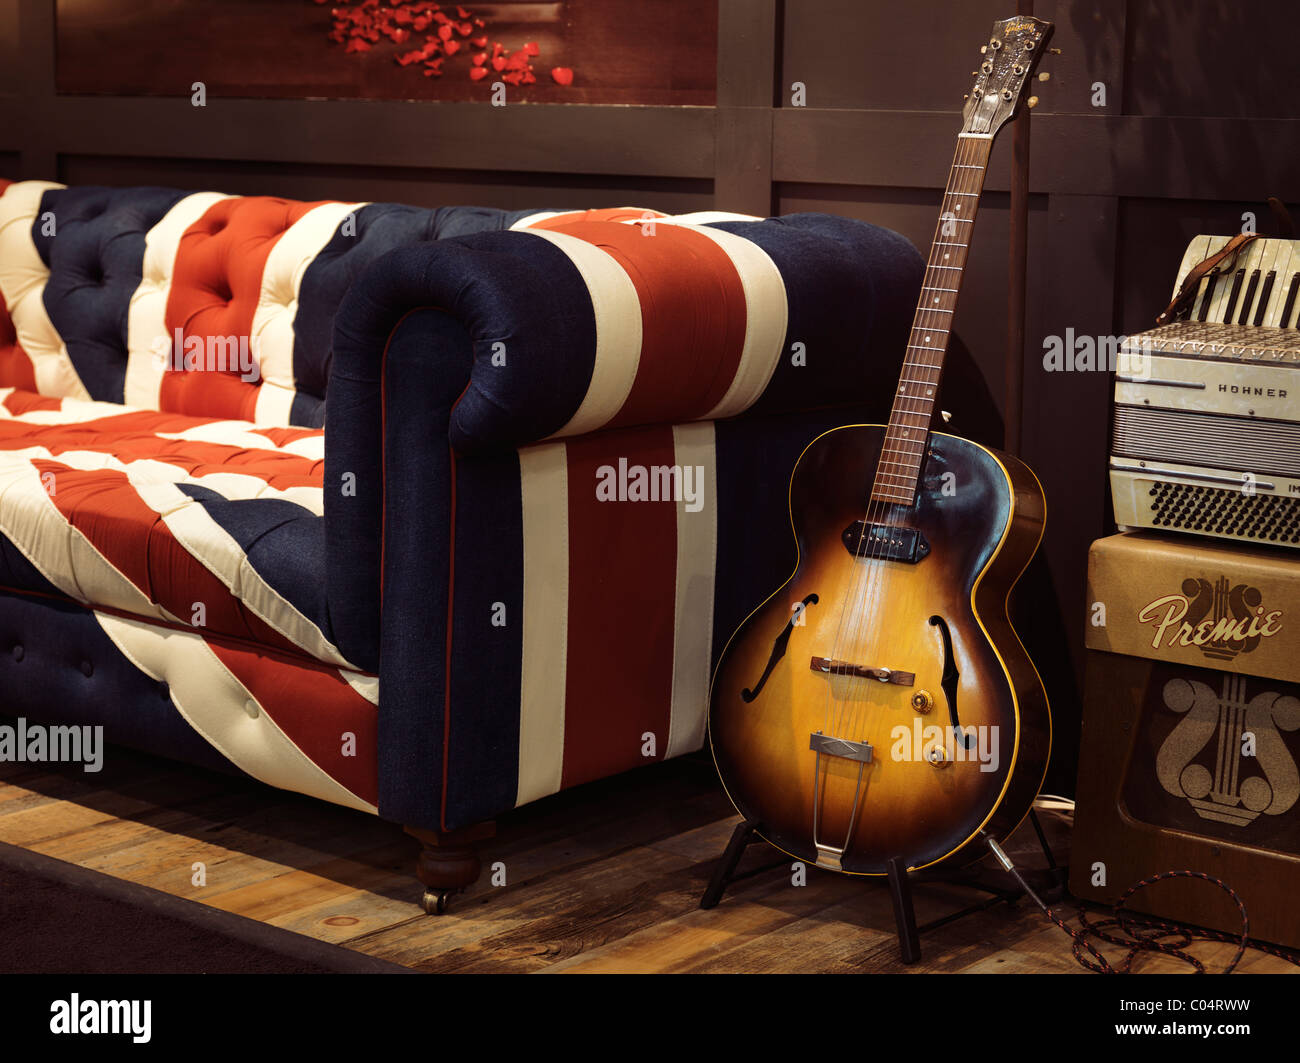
[708,15,1055,876]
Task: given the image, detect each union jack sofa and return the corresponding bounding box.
[0,178,923,911]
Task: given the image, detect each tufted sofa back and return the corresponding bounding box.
[0,179,557,426]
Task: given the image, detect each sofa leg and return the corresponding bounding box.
[404,822,495,915]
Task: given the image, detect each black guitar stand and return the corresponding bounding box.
[699,811,1067,965]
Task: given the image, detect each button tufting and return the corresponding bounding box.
[80,659,94,677]
[11,644,23,662]
[158,681,170,700]
[243,699,259,718]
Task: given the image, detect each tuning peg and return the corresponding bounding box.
[1026,96,1039,108]
[962,94,969,100]
[1048,47,1062,55]
[1038,71,1050,81]
[980,45,987,53]
[971,71,978,77]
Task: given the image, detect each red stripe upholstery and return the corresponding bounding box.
[209,640,379,806]
[545,220,751,429]
[160,197,327,420]
[559,426,679,790]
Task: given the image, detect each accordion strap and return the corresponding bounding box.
[1155,232,1259,326]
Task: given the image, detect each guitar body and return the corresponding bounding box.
[708,425,1050,874]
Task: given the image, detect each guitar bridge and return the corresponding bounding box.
[810,657,915,686]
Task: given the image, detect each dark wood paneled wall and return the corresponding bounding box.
[3,0,1299,793]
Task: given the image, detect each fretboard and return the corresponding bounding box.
[869,135,993,507]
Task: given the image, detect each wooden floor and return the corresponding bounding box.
[0,746,1294,974]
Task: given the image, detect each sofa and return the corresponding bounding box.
[0,178,923,911]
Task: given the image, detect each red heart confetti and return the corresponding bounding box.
[315,2,566,95]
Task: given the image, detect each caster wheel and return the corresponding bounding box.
[422,889,452,915]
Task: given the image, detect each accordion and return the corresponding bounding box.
[1109,234,1300,549]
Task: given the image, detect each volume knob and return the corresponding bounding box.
[911,689,934,714]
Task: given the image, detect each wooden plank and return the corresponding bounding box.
[359,844,699,972]
[773,110,1300,200]
[45,96,715,179]
[4,756,1293,973]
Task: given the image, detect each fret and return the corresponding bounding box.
[873,135,989,510]
[943,218,974,224]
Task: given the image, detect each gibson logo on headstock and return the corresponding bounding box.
[1138,576,1282,660]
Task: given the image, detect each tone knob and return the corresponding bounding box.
[925,744,951,768]
[911,689,934,714]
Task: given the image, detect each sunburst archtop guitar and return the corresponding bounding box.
[709,15,1054,877]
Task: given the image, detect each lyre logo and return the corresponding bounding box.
[1137,576,1282,660]
[1155,675,1299,827]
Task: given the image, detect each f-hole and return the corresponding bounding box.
[929,614,975,749]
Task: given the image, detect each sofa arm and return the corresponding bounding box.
[325,214,921,830]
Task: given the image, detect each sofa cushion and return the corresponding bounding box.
[0,386,364,671]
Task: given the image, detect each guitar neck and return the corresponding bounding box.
[869,134,993,508]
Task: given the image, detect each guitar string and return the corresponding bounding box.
[833,134,987,755]
[828,132,977,749]
[846,134,982,745]
[853,133,988,748]
[819,131,965,745]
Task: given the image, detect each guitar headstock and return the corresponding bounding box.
[961,15,1055,137]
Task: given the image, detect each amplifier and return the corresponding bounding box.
[1072,532,1300,949]
[1110,234,1300,548]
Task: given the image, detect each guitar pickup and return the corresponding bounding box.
[810,657,915,686]
[809,731,874,764]
[842,521,930,563]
